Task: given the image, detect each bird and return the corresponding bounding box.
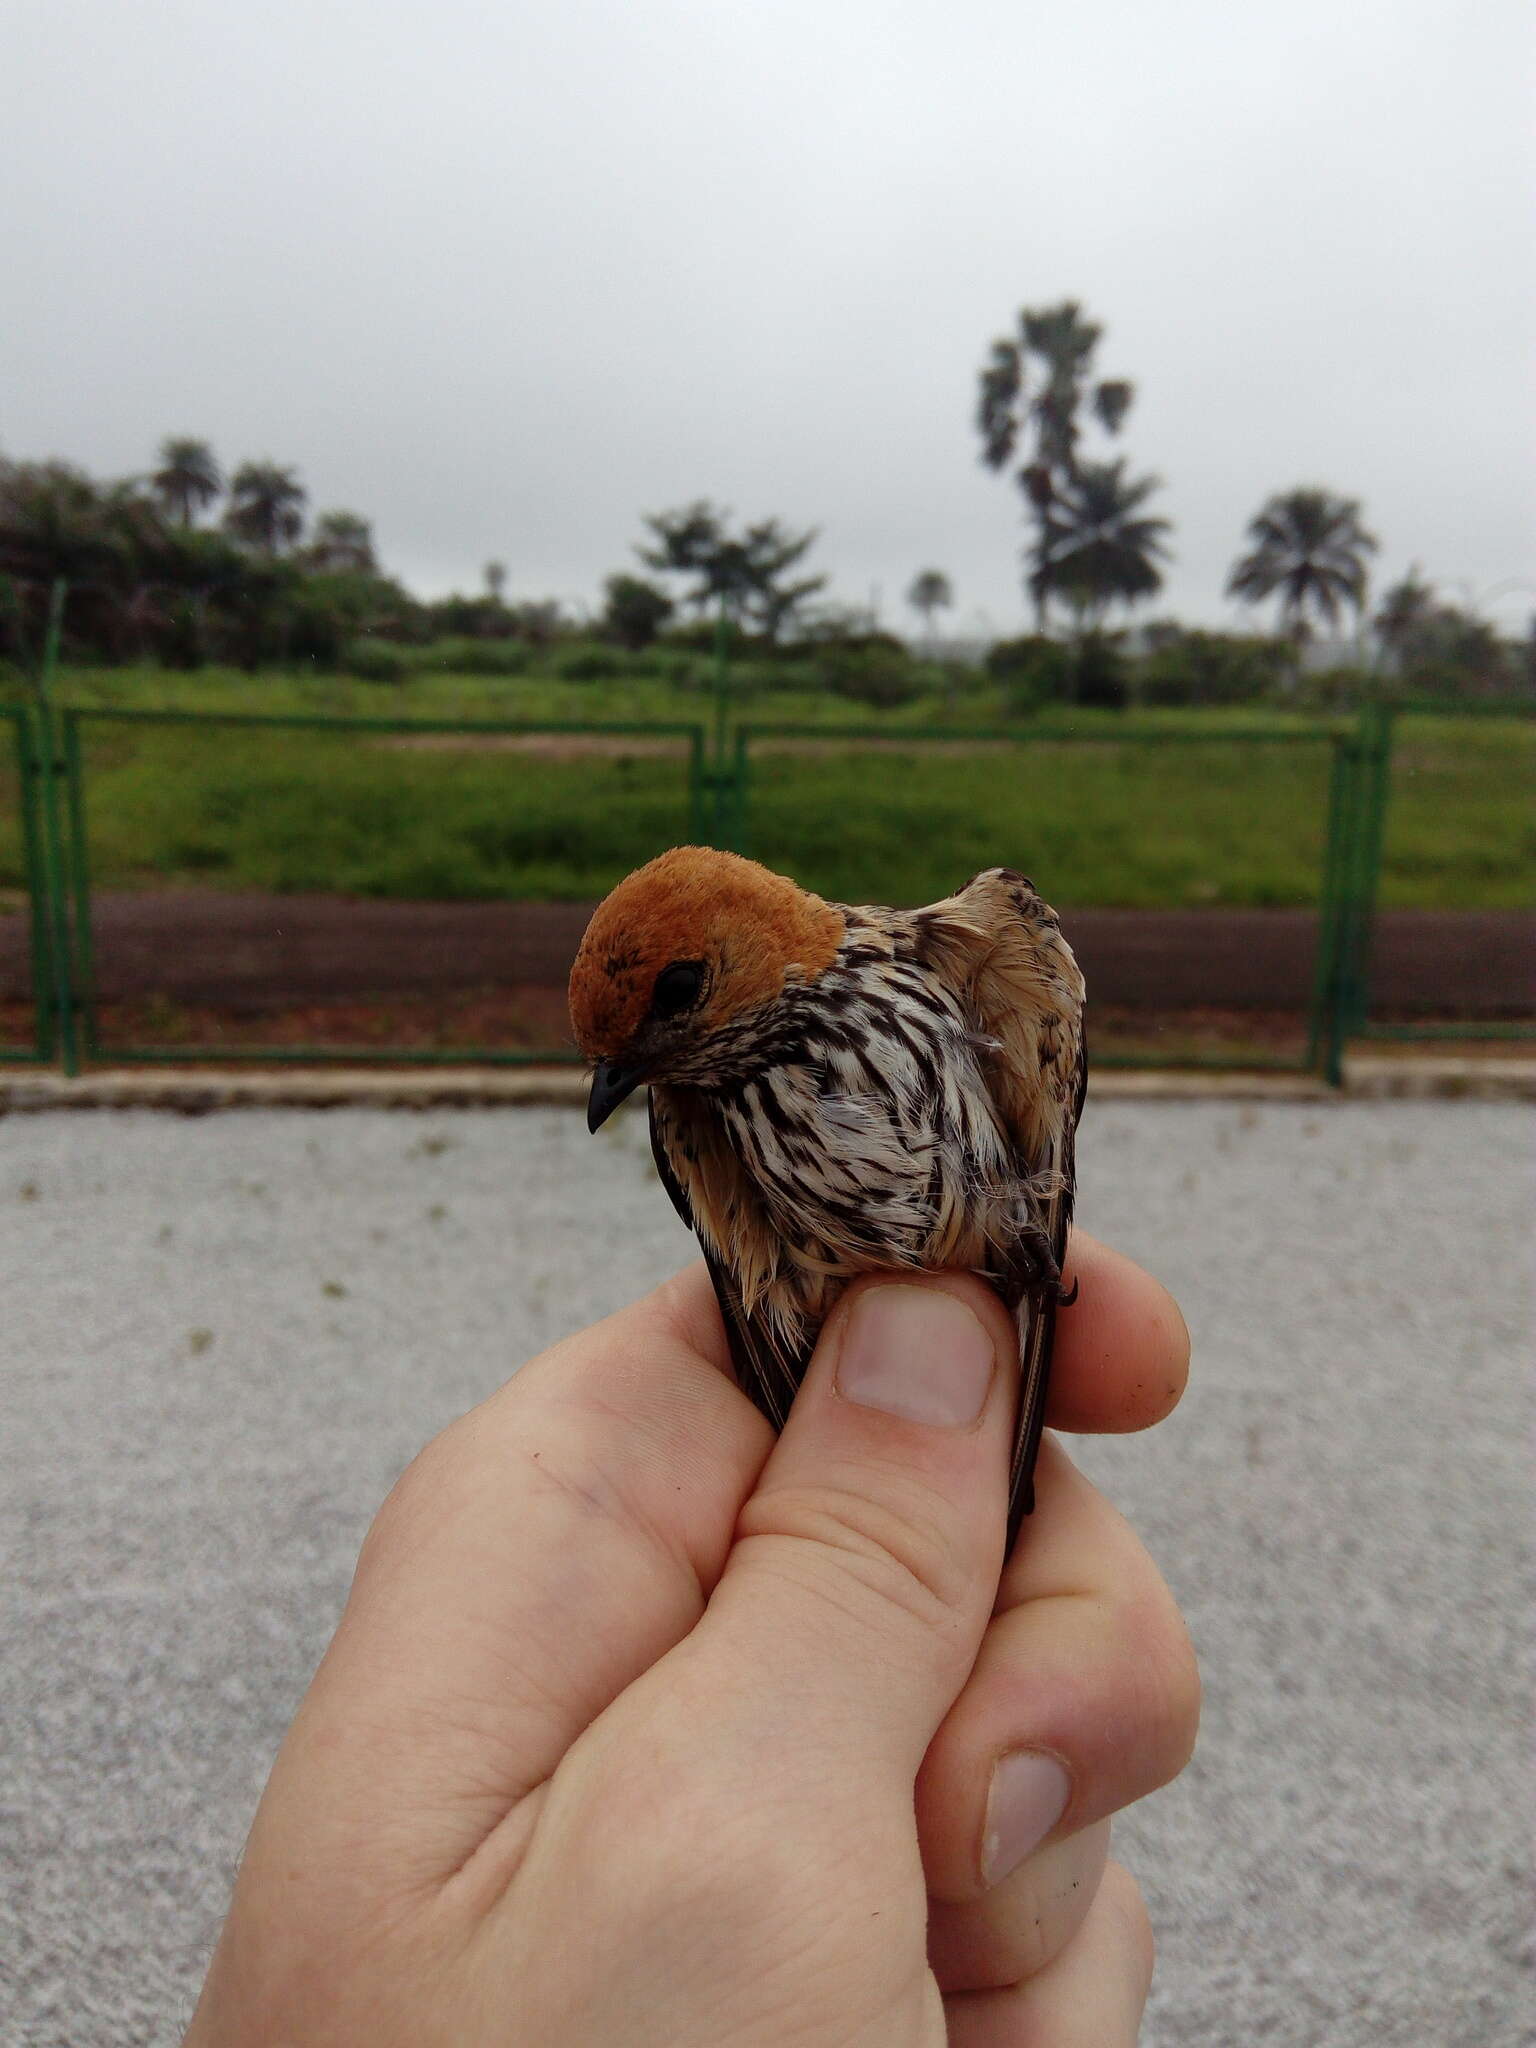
[568,846,1086,1536]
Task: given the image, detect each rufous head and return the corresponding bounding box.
[569,846,844,1128]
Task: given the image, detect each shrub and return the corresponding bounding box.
[756,658,824,694]
[418,637,530,677]
[634,646,703,685]
[550,645,628,682]
[601,574,674,650]
[1294,665,1372,712]
[1138,631,1289,706]
[662,619,725,653]
[987,636,1075,715]
[345,637,411,684]
[800,625,910,660]
[1073,634,1129,710]
[823,649,924,710]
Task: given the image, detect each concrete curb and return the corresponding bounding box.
[1,1057,1531,1112]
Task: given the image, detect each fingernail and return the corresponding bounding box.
[835,1286,995,1428]
[982,1752,1071,1886]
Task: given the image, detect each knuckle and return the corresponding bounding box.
[738,1474,979,1644]
[930,1824,1110,1994]
[1098,1860,1156,1988]
[1092,1582,1200,1789]
[1133,1600,1202,1775]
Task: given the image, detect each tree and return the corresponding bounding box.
[602,573,673,650]
[0,447,425,672]
[906,570,954,645]
[152,438,222,527]
[484,560,508,603]
[639,501,826,640]
[306,510,376,575]
[977,300,1139,626]
[223,461,307,554]
[0,459,132,585]
[1397,603,1514,698]
[1029,461,1169,627]
[1373,568,1436,662]
[1227,488,1377,640]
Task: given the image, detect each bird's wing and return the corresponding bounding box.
[648,1087,811,1431]
[907,867,1087,1537]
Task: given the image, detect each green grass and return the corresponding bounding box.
[743,738,1342,909]
[1377,717,1535,909]
[0,668,1528,910]
[28,660,1348,735]
[63,725,699,899]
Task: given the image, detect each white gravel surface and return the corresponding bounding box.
[2,1101,1530,2046]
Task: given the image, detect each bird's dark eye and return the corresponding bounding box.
[652,960,705,1019]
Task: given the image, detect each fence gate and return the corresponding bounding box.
[54,709,709,1069]
[733,719,1363,1080]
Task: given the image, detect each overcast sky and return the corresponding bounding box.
[4,0,1533,635]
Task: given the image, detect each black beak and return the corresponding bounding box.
[586,1060,645,1133]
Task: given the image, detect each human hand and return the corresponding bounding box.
[185,1236,1196,2046]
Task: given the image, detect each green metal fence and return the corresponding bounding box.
[57,707,709,1069]
[1333,699,1535,1050]
[733,719,1360,1079]
[3,682,1522,1082]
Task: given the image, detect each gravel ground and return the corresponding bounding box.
[2,1101,1530,2047]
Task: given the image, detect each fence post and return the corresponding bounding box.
[731,726,751,854]
[700,600,750,848]
[1344,700,1394,1039]
[1313,734,1362,1086]
[711,598,731,801]
[1309,734,1352,1080]
[62,711,97,1063]
[1317,702,1395,1085]
[13,708,57,1061]
[32,579,80,1075]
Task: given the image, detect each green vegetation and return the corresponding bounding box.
[63,723,699,901]
[1,420,1528,924]
[1376,717,1536,908]
[745,719,1532,911]
[0,667,1525,910]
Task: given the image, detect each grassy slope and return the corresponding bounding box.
[0,668,1529,910]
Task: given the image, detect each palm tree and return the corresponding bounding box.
[906,569,954,646]
[977,300,1139,627]
[639,503,826,638]
[307,510,376,574]
[1030,461,1169,625]
[152,438,222,527]
[223,461,306,554]
[1227,488,1377,640]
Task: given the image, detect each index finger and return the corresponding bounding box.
[1046,1231,1190,1433]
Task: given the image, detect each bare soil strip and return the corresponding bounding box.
[1,896,1528,1016]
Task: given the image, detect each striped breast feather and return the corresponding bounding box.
[647,1086,815,1430]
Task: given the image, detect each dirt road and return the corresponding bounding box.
[1,894,1529,1014]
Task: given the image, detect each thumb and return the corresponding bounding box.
[691,1272,1019,1783]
